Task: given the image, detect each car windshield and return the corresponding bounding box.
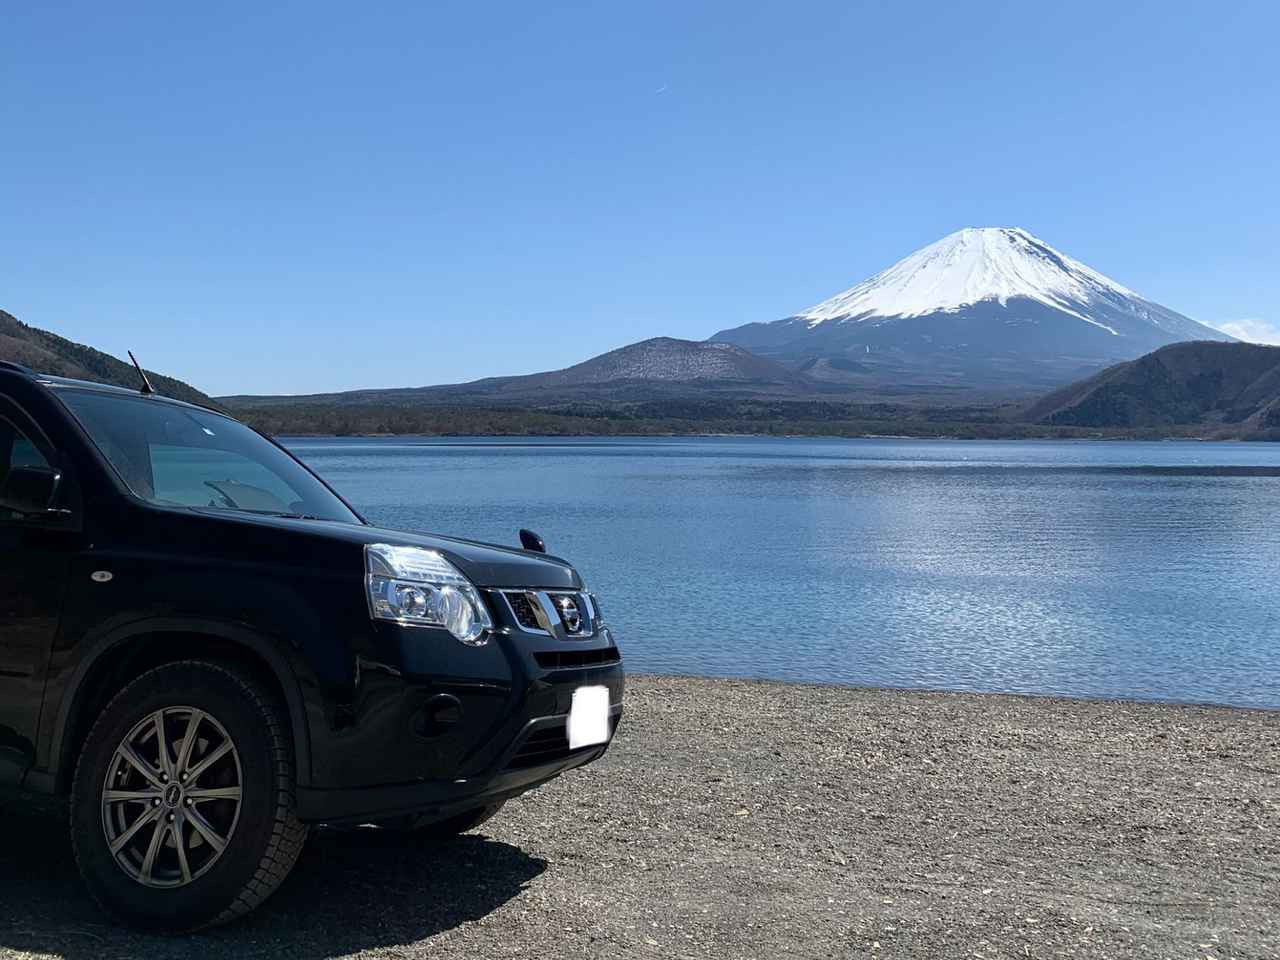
[57,389,360,523]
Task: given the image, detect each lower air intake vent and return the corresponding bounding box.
[534,646,621,670]
[504,715,620,771]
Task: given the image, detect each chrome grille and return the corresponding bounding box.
[500,589,597,638]
[504,591,542,631]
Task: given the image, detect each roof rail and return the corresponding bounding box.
[0,360,36,376]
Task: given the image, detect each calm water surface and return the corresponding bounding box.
[284,437,1280,708]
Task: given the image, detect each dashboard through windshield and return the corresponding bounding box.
[56,389,360,523]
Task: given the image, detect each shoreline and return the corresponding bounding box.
[269,429,1266,443]
[622,669,1280,714]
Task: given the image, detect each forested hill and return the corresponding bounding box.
[0,309,214,406]
[1025,341,1280,436]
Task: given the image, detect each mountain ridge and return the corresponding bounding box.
[222,337,810,408]
[221,336,1280,440]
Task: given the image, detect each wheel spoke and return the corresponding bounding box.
[153,711,173,778]
[184,739,232,783]
[187,786,243,801]
[174,817,192,883]
[103,788,161,803]
[139,817,168,882]
[119,743,164,789]
[186,806,228,854]
[174,709,205,775]
[109,805,161,854]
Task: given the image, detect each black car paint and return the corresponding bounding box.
[0,368,623,821]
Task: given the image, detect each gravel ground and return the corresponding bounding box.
[2,674,1278,959]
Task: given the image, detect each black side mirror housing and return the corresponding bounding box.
[518,528,546,553]
[0,465,63,516]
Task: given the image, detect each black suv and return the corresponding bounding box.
[0,362,623,931]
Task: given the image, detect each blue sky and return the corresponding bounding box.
[2,0,1277,395]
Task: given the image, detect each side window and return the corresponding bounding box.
[0,417,52,489]
[11,435,48,468]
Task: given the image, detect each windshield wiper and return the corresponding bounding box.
[204,506,339,522]
[253,510,337,522]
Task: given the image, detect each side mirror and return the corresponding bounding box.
[518,528,546,553]
[0,465,63,516]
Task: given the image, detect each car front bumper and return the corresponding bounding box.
[295,699,623,824]
[297,606,625,824]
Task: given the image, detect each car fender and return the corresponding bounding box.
[37,616,315,791]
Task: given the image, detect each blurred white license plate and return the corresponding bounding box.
[567,685,611,749]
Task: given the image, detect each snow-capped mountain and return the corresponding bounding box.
[712,228,1233,393]
[797,227,1141,330]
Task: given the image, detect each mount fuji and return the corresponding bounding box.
[712,228,1234,394]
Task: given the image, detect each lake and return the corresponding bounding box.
[283,436,1280,709]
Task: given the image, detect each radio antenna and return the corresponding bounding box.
[127,351,155,395]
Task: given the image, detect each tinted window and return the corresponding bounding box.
[57,390,359,523]
[0,417,51,489]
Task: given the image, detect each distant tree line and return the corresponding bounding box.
[225,398,1269,441]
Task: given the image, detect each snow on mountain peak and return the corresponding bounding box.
[797,227,1139,332]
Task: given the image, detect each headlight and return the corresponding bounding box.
[365,544,493,646]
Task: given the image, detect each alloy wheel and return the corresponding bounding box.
[100,707,243,888]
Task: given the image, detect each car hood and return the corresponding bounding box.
[195,510,582,589]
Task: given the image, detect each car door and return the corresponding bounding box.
[0,399,73,784]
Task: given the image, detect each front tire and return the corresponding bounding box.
[70,661,308,931]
